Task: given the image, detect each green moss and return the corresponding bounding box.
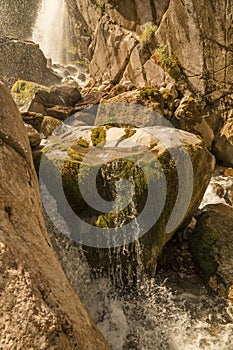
[95,0,106,16]
[152,44,182,81]
[94,153,177,230]
[61,159,84,210]
[67,138,89,161]
[91,126,106,146]
[189,222,219,283]
[67,148,83,161]
[96,213,115,228]
[77,137,89,148]
[121,128,136,140]
[11,80,48,108]
[140,88,162,102]
[11,80,32,94]
[157,149,176,172]
[140,22,157,48]
[74,137,89,149]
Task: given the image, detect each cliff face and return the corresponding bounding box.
[3,0,231,105]
[66,0,170,75]
[67,0,232,101]
[156,0,232,97]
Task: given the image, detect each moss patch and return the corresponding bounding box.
[77,137,89,148]
[91,126,106,146]
[140,22,157,48]
[121,128,136,140]
[140,87,162,102]
[67,148,83,161]
[95,0,106,16]
[11,80,48,108]
[67,138,90,160]
[152,44,182,81]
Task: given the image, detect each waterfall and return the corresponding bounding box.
[32,0,71,65]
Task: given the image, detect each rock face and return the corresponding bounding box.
[172,95,214,149]
[3,1,232,163]
[24,122,42,147]
[65,0,232,161]
[89,22,138,83]
[39,114,215,279]
[0,0,39,39]
[0,82,109,349]
[65,0,171,85]
[189,203,233,297]
[0,37,61,88]
[66,0,232,96]
[63,0,232,164]
[156,0,232,97]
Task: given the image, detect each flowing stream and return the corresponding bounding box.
[32,0,71,64]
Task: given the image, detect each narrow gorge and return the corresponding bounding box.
[0,0,233,349]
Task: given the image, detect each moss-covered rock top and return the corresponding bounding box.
[11,80,49,109]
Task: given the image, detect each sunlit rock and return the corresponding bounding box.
[24,122,42,147]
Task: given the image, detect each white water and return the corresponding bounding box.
[200,169,233,208]
[32,0,71,64]
[90,279,233,350]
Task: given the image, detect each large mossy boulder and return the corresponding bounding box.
[38,123,215,280]
[0,82,109,349]
[189,203,233,297]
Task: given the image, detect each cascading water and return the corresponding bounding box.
[200,168,233,208]
[32,0,71,65]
